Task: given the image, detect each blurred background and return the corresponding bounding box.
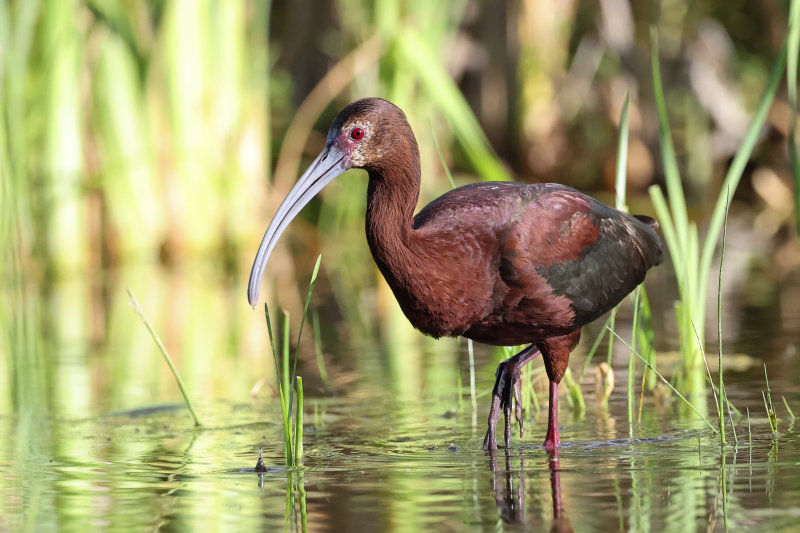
[1,0,798,417]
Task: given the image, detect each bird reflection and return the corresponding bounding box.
[489,447,573,532]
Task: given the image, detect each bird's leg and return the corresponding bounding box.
[543,380,561,450]
[482,344,541,450]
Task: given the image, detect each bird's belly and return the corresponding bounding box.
[392,291,487,339]
[461,320,575,346]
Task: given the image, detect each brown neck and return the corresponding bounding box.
[364,144,422,293]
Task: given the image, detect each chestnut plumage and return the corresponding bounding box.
[248,97,662,451]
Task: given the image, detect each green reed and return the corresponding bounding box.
[467,339,478,426]
[789,0,800,235]
[5,2,270,272]
[126,288,202,426]
[264,255,321,467]
[577,314,614,385]
[613,93,657,429]
[311,310,329,391]
[648,27,787,407]
[717,197,729,445]
[781,397,796,420]
[608,327,717,434]
[562,368,585,414]
[762,364,778,439]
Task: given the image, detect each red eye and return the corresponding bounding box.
[351,127,364,140]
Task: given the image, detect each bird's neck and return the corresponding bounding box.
[364,157,422,290]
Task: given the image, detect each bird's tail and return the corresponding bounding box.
[630,214,663,267]
[633,214,659,230]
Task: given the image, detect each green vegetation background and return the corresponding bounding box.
[1,0,796,419]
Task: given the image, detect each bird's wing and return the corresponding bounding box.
[499,187,662,328]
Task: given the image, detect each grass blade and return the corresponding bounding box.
[283,310,291,412]
[431,122,457,189]
[294,377,304,466]
[398,28,511,182]
[698,42,787,295]
[265,302,294,465]
[292,255,323,382]
[717,193,730,445]
[650,27,688,253]
[627,288,641,436]
[468,339,477,427]
[126,288,201,426]
[563,368,585,414]
[781,396,796,420]
[265,258,322,467]
[607,327,717,433]
[615,93,630,211]
[311,310,329,390]
[578,314,612,384]
[789,0,800,234]
[763,364,778,438]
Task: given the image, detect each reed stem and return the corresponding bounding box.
[294,377,304,466]
[607,327,717,433]
[126,288,201,426]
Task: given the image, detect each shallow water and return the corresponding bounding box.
[1,261,799,531]
[3,372,799,532]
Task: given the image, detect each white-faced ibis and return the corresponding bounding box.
[248,98,662,451]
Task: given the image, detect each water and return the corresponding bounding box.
[1,263,799,531]
[3,377,799,531]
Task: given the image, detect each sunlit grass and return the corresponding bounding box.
[311,310,329,391]
[609,92,657,434]
[762,364,778,439]
[781,396,796,420]
[717,197,730,446]
[126,287,202,426]
[648,27,787,407]
[789,0,800,234]
[264,255,321,467]
[607,327,717,434]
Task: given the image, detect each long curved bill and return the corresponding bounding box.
[247,144,348,306]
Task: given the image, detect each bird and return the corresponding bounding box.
[248,97,663,451]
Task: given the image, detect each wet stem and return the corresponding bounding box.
[265,255,322,467]
[763,364,778,439]
[127,288,202,427]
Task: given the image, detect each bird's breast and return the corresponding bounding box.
[368,226,501,339]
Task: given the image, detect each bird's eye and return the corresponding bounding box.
[351,127,365,140]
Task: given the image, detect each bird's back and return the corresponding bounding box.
[412,182,662,343]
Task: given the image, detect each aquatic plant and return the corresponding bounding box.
[789,0,800,235]
[607,328,717,434]
[762,364,778,439]
[126,287,202,426]
[648,28,787,409]
[311,310,329,391]
[264,254,321,467]
[716,199,730,445]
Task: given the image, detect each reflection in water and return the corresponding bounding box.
[488,447,573,532]
[2,259,800,530]
[253,448,308,532]
[489,448,523,524]
[282,471,308,533]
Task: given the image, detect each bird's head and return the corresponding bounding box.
[325,97,415,172]
[247,97,415,306]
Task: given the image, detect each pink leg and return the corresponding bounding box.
[543,381,560,450]
[548,449,564,519]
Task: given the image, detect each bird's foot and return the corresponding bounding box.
[482,354,531,451]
